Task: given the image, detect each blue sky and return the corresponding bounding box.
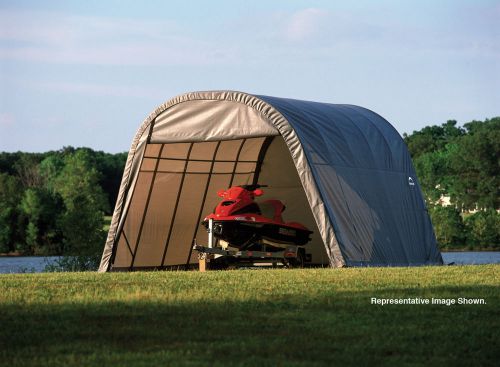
[1,0,498,152]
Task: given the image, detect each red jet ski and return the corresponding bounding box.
[202,185,312,250]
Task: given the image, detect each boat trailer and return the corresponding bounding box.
[193,219,307,271]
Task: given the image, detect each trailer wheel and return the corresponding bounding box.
[288,249,305,268]
[210,257,229,270]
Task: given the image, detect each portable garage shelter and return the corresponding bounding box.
[99,91,442,272]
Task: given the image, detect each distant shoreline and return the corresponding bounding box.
[0,253,59,257]
[440,248,500,252]
[2,249,500,258]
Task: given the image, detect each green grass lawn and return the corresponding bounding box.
[0,266,498,366]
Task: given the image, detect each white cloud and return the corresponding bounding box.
[0,9,234,66]
[7,6,491,70]
[284,8,330,42]
[0,9,174,45]
[0,112,15,127]
[40,81,161,99]
[2,74,164,99]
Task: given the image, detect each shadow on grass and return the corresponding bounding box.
[0,285,498,367]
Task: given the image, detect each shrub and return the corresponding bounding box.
[44,254,101,272]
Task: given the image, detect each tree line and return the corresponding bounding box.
[404,117,499,250]
[0,147,126,267]
[0,117,498,265]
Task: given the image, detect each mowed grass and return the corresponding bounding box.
[0,266,499,367]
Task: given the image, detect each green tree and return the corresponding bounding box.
[0,152,23,175]
[447,118,500,210]
[464,210,500,250]
[404,120,464,159]
[413,148,452,204]
[39,154,65,191]
[406,117,499,213]
[13,153,45,189]
[53,150,107,264]
[94,151,127,214]
[0,173,23,253]
[0,148,125,262]
[18,187,63,255]
[428,206,465,249]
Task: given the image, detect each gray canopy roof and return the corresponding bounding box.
[99,91,442,271]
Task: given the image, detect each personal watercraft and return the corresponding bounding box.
[202,185,312,250]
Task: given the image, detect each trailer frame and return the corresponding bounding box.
[193,243,305,270]
[193,219,308,270]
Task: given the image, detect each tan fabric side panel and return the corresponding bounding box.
[152,100,278,143]
[164,174,209,266]
[231,173,254,186]
[158,160,185,172]
[189,141,218,160]
[141,158,157,171]
[257,138,329,265]
[187,174,232,264]
[215,140,242,161]
[161,142,191,159]
[121,171,154,255]
[239,137,265,161]
[144,143,162,157]
[187,161,212,173]
[133,173,182,267]
[236,162,256,173]
[213,162,234,173]
[113,234,132,268]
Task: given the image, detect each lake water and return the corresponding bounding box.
[0,256,61,274]
[0,252,499,274]
[440,251,500,265]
